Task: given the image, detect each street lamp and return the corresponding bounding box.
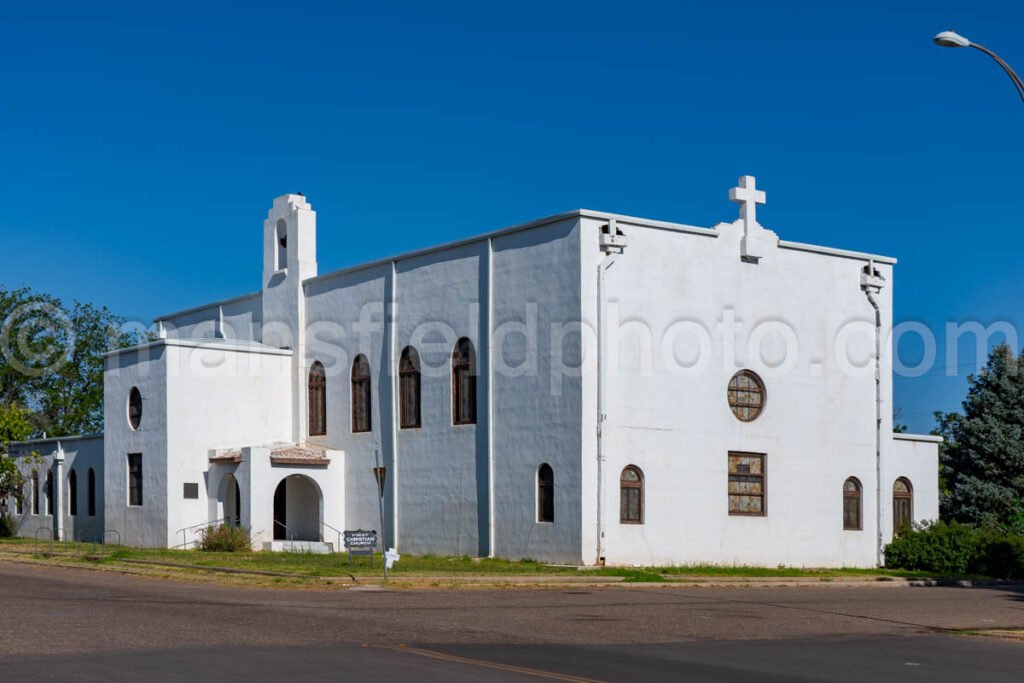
[933,30,1024,104]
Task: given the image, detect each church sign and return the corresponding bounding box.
[344,529,377,566]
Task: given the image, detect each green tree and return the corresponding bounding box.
[0,403,35,515]
[0,403,34,448]
[36,300,138,436]
[1,285,147,438]
[0,286,62,408]
[938,343,1024,533]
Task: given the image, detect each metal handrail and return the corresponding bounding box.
[75,528,98,558]
[74,528,96,544]
[272,519,298,543]
[175,517,230,535]
[321,520,343,553]
[33,526,53,555]
[175,517,229,549]
[102,529,120,546]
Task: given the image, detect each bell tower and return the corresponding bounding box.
[261,194,317,442]
[263,193,317,293]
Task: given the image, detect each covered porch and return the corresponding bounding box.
[207,443,345,553]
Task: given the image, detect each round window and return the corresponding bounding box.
[727,370,765,422]
[128,387,143,430]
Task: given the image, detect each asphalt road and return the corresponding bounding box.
[2,561,1023,681]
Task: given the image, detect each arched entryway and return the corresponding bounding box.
[272,475,322,541]
[224,474,241,527]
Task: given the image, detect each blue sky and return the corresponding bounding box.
[2,1,1021,432]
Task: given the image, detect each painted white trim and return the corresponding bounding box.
[893,433,944,443]
[104,338,293,359]
[152,209,897,328]
[9,434,104,447]
[304,209,896,288]
[779,240,897,265]
[154,291,261,323]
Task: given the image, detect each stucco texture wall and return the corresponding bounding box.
[304,266,392,547]
[491,220,584,563]
[581,215,899,568]
[164,343,293,546]
[103,345,170,547]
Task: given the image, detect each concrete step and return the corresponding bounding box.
[262,540,334,554]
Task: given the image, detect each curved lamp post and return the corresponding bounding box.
[934,31,1024,104]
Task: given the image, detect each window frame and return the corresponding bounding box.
[68,468,78,517]
[452,337,477,425]
[843,477,862,531]
[399,346,422,429]
[537,463,554,523]
[727,452,767,517]
[619,465,644,524]
[45,471,54,516]
[31,471,39,515]
[128,387,143,431]
[308,361,327,437]
[87,467,96,517]
[893,477,913,533]
[727,370,766,422]
[351,354,372,434]
[127,453,143,507]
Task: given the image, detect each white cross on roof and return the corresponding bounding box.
[729,175,766,231]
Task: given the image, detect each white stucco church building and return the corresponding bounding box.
[9,178,940,567]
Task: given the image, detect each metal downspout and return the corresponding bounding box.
[597,256,615,566]
[862,260,883,568]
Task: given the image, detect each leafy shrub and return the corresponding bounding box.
[976,528,1024,579]
[197,524,251,552]
[884,520,1024,578]
[884,520,979,575]
[0,513,16,538]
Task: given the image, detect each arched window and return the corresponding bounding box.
[351,354,372,433]
[537,464,554,523]
[843,477,861,530]
[87,468,96,517]
[68,469,78,517]
[128,387,143,431]
[45,471,53,516]
[620,466,644,524]
[308,361,326,437]
[32,471,39,515]
[276,218,288,270]
[452,337,477,425]
[399,346,421,429]
[893,477,913,533]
